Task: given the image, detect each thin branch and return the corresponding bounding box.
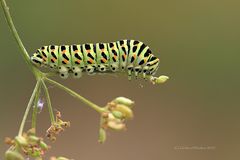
[0,0,41,76]
[44,78,104,113]
[18,80,41,136]
[31,83,42,130]
[42,80,55,124]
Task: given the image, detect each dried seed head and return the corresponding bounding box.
[5,129,50,159]
[46,111,70,141]
[4,137,14,145]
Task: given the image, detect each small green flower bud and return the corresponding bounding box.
[107,120,126,131]
[15,136,28,147]
[5,150,24,160]
[155,75,169,84]
[28,135,40,143]
[112,110,123,119]
[114,104,133,119]
[98,128,107,143]
[39,141,49,150]
[114,97,134,108]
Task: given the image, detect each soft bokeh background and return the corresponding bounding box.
[0,0,240,159]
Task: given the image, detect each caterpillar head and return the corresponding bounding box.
[31,52,43,67]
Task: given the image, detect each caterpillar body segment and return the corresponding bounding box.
[108,42,120,72]
[70,44,84,78]
[31,39,161,83]
[96,43,109,73]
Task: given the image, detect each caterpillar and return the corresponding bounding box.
[31,39,164,84]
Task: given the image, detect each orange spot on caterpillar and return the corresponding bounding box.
[114,55,117,60]
[133,54,136,59]
[89,58,94,64]
[51,58,56,62]
[123,54,127,59]
[63,59,68,64]
[101,58,107,63]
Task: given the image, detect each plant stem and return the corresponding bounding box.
[31,83,42,130]
[0,0,41,77]
[42,80,55,124]
[44,77,104,113]
[18,80,41,136]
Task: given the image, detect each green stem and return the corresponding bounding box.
[18,80,41,136]
[31,83,42,130]
[42,80,55,124]
[0,0,41,77]
[44,77,104,113]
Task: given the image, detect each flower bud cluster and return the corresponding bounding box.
[5,128,49,159]
[98,97,134,143]
[46,111,70,141]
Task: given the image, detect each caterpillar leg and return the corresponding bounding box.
[72,66,82,78]
[142,66,149,80]
[58,65,69,79]
[110,64,119,72]
[86,65,96,75]
[127,64,134,80]
[134,66,142,79]
[98,64,107,72]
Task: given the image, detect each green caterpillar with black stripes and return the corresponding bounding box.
[31,39,168,84]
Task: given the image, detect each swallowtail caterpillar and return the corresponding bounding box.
[31,39,168,84]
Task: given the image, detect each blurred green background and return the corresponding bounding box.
[0,0,240,159]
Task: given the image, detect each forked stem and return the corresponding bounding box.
[2,0,105,147]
